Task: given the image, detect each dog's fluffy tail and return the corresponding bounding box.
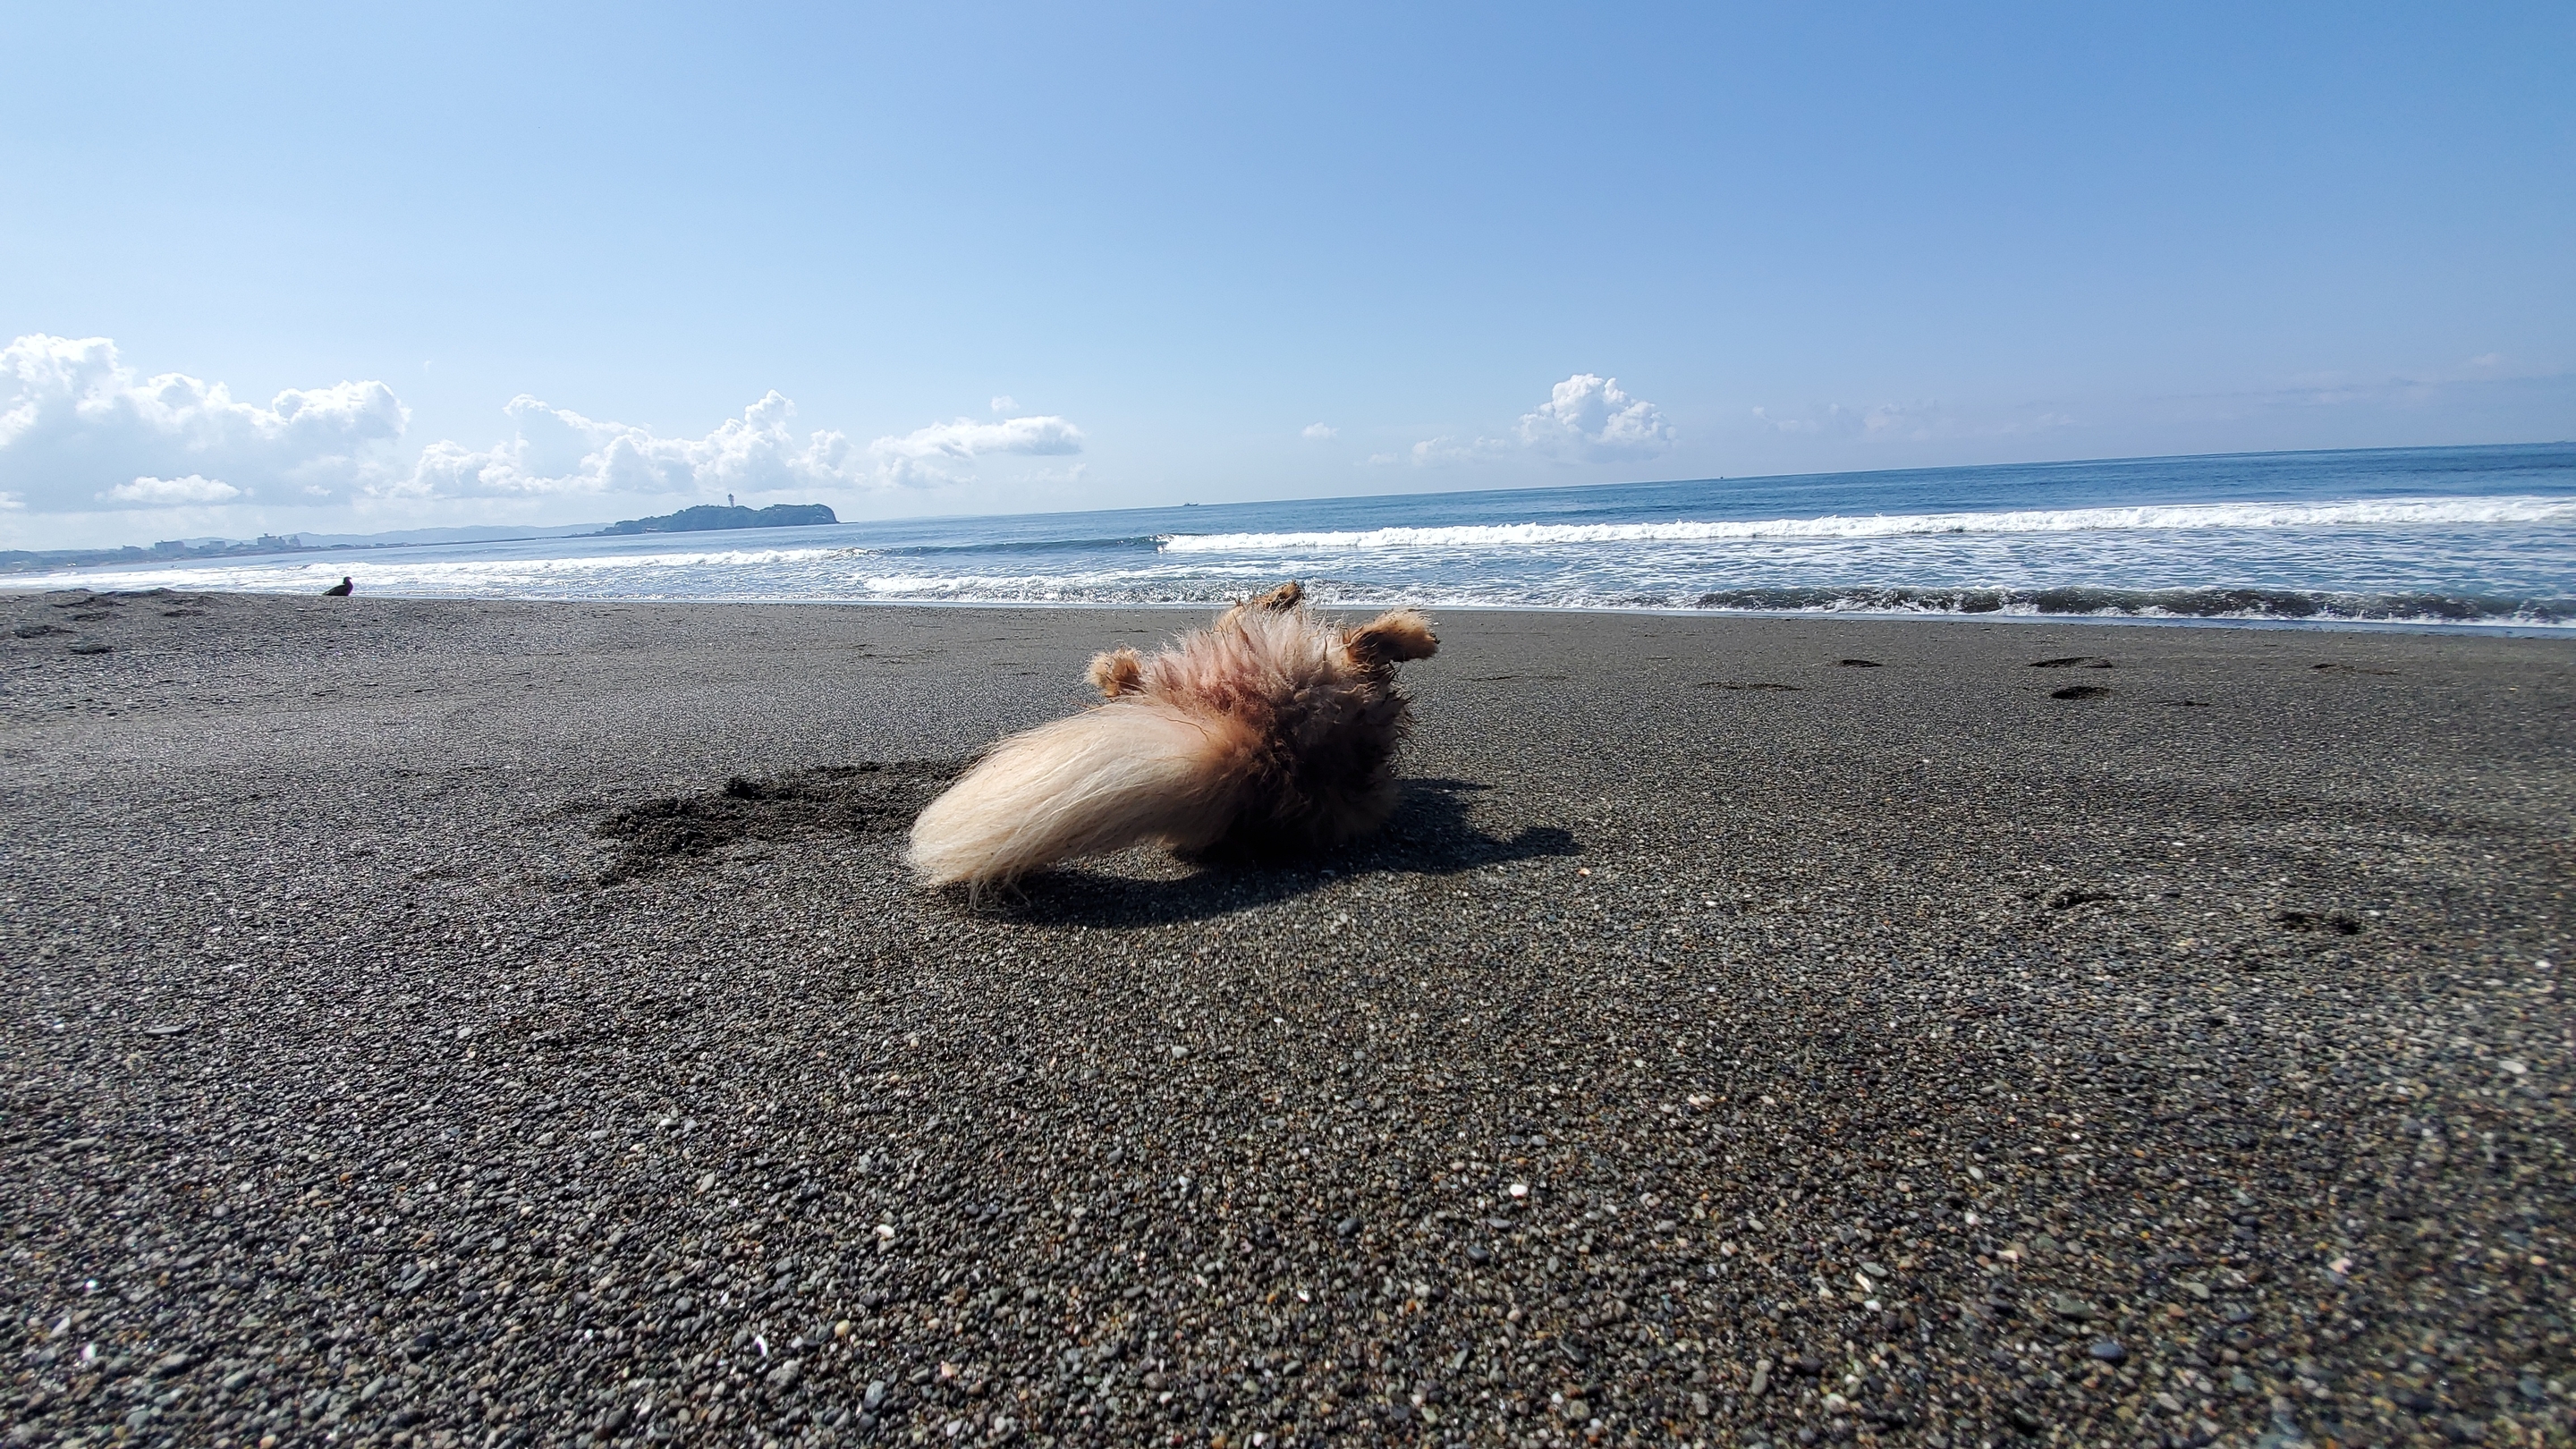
[908,701,1250,893]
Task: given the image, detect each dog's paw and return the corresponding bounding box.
[1087,647,1144,698]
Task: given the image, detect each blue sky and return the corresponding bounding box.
[3,2,2570,547]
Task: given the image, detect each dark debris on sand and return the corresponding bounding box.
[594,763,962,883]
[1,592,2572,1449]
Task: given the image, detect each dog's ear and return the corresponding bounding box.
[1088,647,1144,698]
[1215,580,1305,631]
[1345,610,1438,665]
[1247,580,1305,613]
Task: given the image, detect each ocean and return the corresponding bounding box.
[13,443,2576,629]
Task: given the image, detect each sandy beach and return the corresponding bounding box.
[4,587,2571,1449]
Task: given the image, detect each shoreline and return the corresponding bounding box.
[6,577,2570,637]
[4,591,2570,1447]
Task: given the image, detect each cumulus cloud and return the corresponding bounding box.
[990,395,1020,414]
[1513,374,1674,461]
[1,334,407,510]
[1,334,1089,514]
[867,414,1085,486]
[395,391,870,500]
[107,474,244,505]
[407,394,1085,497]
[1301,422,1338,440]
[1380,373,1675,468]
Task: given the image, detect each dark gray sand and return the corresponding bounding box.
[4,588,2572,1449]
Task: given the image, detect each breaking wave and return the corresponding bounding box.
[1676,585,2569,625]
[1157,495,2576,553]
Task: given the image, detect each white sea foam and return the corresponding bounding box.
[1156,495,2576,553]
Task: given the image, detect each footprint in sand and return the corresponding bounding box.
[2030,656,2114,669]
[1835,658,1882,668]
[2049,684,2111,700]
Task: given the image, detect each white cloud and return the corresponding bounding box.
[1385,373,1675,468]
[1751,400,2076,442]
[867,414,1085,487]
[1,334,1089,514]
[1754,402,1910,437]
[1514,373,1674,461]
[394,391,869,500]
[1,334,407,511]
[107,474,243,505]
[1301,422,1338,440]
[1405,435,1504,467]
[408,394,1085,498]
[990,395,1020,414]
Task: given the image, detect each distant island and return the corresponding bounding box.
[597,503,837,535]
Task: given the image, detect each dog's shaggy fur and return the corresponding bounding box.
[908,583,1437,892]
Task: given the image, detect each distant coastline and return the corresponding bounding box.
[0,503,840,575]
[1,533,326,577]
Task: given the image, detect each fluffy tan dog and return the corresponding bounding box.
[909,583,1437,892]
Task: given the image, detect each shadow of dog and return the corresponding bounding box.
[980,777,1579,927]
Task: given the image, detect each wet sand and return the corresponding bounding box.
[4,588,2572,1449]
